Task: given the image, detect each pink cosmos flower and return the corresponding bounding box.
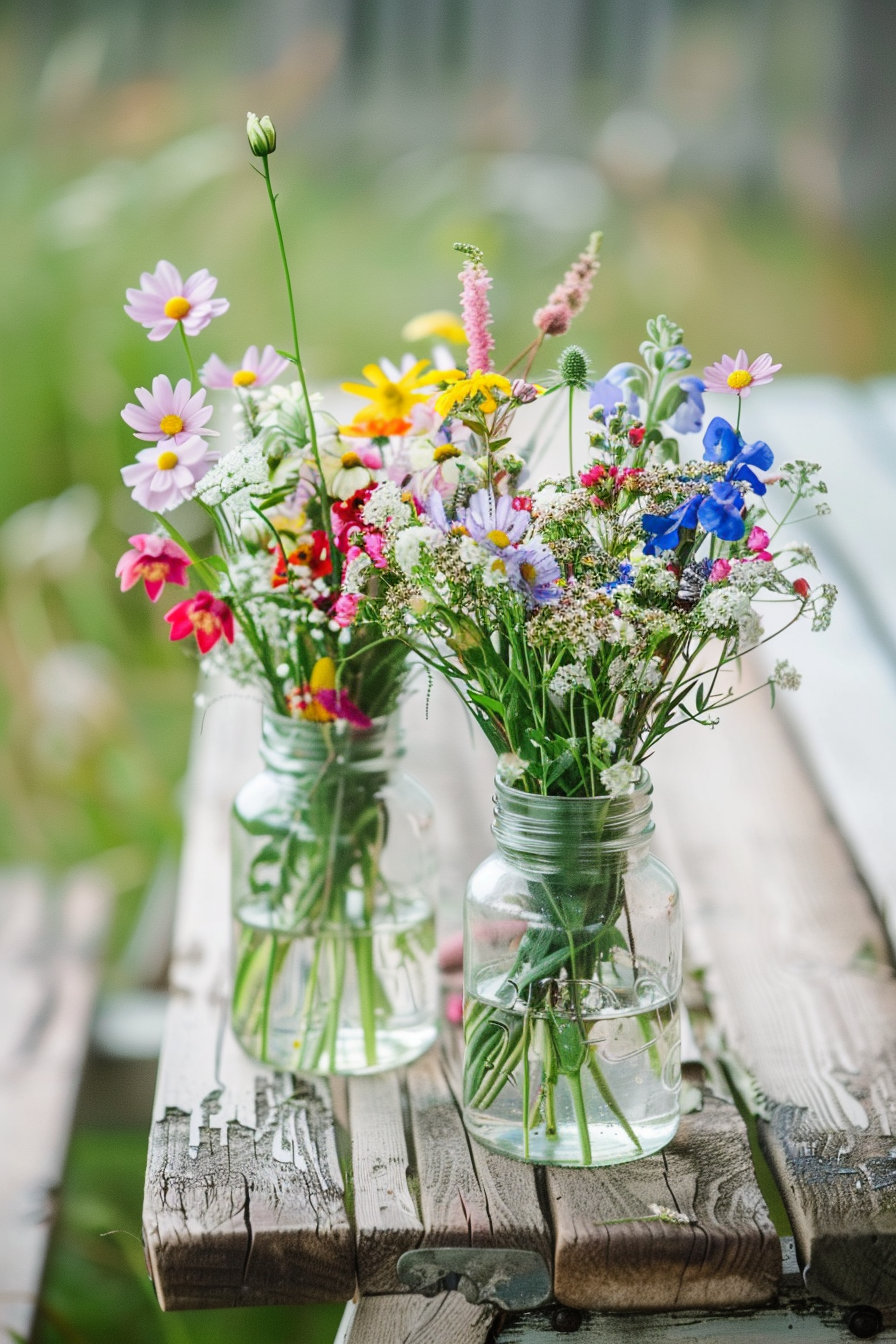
[747,525,773,561]
[124,261,229,342]
[121,435,217,513]
[709,558,731,583]
[702,350,782,398]
[201,345,291,390]
[165,590,234,654]
[116,534,191,602]
[121,376,217,445]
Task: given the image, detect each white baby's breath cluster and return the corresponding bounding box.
[600,760,640,797]
[591,718,621,755]
[771,659,801,691]
[362,481,413,531]
[196,443,270,506]
[550,661,590,698]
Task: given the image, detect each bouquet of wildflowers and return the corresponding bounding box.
[341,246,835,1153]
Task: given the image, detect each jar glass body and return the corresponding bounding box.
[231,709,438,1074]
[463,774,681,1167]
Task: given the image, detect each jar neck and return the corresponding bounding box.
[493,772,654,869]
[259,706,404,775]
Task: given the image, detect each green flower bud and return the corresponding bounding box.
[246,112,277,157]
[558,344,590,390]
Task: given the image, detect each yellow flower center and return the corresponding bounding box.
[490,557,507,574]
[192,610,219,634]
[340,451,363,469]
[519,562,537,583]
[140,560,168,581]
[433,444,462,464]
[159,414,184,436]
[233,369,257,387]
[156,449,179,471]
[379,382,406,412]
[487,529,511,548]
[727,369,753,390]
[164,296,191,320]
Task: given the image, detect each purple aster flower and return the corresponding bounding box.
[703,416,773,494]
[507,542,562,605]
[124,261,229,342]
[201,345,290,390]
[121,375,217,445]
[703,349,781,398]
[459,489,529,550]
[668,376,705,434]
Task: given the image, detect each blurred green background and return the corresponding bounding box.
[1,0,893,1339]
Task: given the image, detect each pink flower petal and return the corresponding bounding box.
[200,354,234,388]
[148,319,177,341]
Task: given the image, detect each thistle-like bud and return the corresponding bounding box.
[558,345,590,390]
[511,379,538,404]
[247,112,277,157]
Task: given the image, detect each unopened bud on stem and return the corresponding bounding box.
[247,112,277,157]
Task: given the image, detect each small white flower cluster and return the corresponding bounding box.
[394,525,443,577]
[600,760,640,797]
[700,585,763,650]
[362,481,412,530]
[729,558,778,596]
[591,717,621,755]
[632,554,678,600]
[196,443,269,506]
[771,659,801,691]
[549,661,590,697]
[341,550,372,595]
[648,1203,691,1225]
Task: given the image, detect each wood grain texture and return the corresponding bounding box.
[143,689,356,1309]
[651,681,896,1307]
[349,1070,424,1293]
[407,1046,552,1262]
[337,1292,495,1344]
[548,1093,779,1311]
[0,869,110,1341]
[497,1304,896,1342]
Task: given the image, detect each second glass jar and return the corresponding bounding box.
[463,771,681,1167]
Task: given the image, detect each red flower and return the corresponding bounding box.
[271,530,333,588]
[579,464,606,488]
[628,425,645,447]
[512,495,533,512]
[165,590,234,653]
[332,487,374,553]
[793,578,811,599]
[116,533,191,602]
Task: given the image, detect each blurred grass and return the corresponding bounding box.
[1,8,894,1340]
[34,1130,343,1344]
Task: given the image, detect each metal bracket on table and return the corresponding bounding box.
[396,1247,552,1311]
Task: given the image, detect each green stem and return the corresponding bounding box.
[568,384,575,481]
[586,1051,642,1151]
[179,321,199,390]
[354,933,378,1068]
[260,931,279,1062]
[567,1067,592,1165]
[260,154,339,573]
[521,1008,531,1160]
[736,395,742,434]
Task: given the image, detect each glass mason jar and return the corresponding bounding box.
[463,771,681,1167]
[230,708,438,1075]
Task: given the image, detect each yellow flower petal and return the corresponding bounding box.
[403,311,468,345]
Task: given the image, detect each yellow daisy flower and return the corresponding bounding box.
[435,371,513,419]
[402,311,468,345]
[342,359,440,422]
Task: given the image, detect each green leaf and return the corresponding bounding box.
[550,1014,587,1074]
[275,349,298,363]
[489,436,512,450]
[468,690,505,717]
[655,383,687,422]
[203,554,229,573]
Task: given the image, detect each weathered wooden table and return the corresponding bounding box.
[143,381,896,1341]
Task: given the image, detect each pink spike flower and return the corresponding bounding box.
[124,261,229,342]
[460,261,495,375]
[116,533,191,602]
[165,590,234,653]
[121,375,217,444]
[201,345,291,390]
[121,435,217,513]
[702,349,782,398]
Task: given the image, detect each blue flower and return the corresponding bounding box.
[589,363,639,418]
[641,482,746,554]
[663,344,692,371]
[702,416,773,495]
[668,376,705,434]
[602,561,634,594]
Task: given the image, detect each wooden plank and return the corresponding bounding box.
[337,1292,495,1344]
[0,868,110,1342]
[547,1092,779,1311]
[495,1303,896,1342]
[348,1070,424,1294]
[406,1046,552,1260]
[142,688,356,1309]
[651,679,896,1307]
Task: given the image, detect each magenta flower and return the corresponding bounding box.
[702,350,782,398]
[747,525,773,561]
[165,590,234,654]
[709,558,731,584]
[314,687,372,728]
[116,533,191,602]
[121,435,217,513]
[124,261,229,342]
[201,345,291,390]
[121,376,216,445]
[459,260,495,375]
[333,592,362,627]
